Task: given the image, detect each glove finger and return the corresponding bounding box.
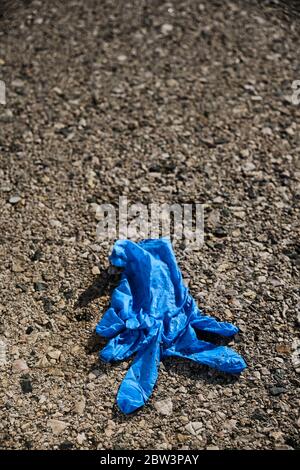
[100,329,141,362]
[164,340,246,374]
[192,315,238,337]
[117,333,161,414]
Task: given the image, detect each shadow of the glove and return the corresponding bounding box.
[162,356,240,386]
[76,266,123,356]
[86,330,107,355]
[75,267,112,309]
[195,328,233,347]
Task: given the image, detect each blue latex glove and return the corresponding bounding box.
[96,239,247,414]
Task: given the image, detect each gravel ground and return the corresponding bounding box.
[0,0,299,450]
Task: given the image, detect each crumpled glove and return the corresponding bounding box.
[96,238,246,414]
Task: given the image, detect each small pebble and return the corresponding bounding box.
[185,421,203,436]
[48,419,69,435]
[13,359,29,373]
[270,386,286,396]
[9,195,21,204]
[154,398,173,416]
[34,282,48,292]
[92,266,100,275]
[77,433,86,445]
[161,23,173,35]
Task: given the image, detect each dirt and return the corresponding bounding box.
[0,0,299,450]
